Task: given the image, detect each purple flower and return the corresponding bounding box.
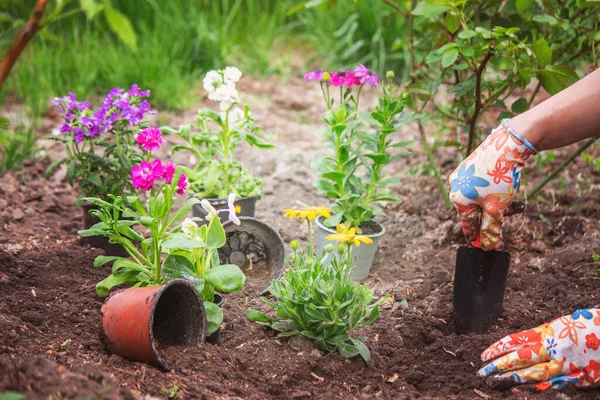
[73,128,85,143]
[176,174,188,195]
[131,160,166,191]
[60,122,72,133]
[164,162,176,183]
[136,127,164,151]
[64,113,74,121]
[128,84,151,98]
[304,70,326,82]
[329,70,360,87]
[354,65,379,87]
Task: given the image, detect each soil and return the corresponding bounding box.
[1,78,600,399]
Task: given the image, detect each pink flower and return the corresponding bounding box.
[354,65,379,87]
[164,162,176,183]
[131,160,166,191]
[176,173,188,195]
[329,70,360,87]
[136,127,164,151]
[304,70,325,82]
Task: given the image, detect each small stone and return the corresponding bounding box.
[24,207,36,216]
[291,391,311,399]
[12,208,25,220]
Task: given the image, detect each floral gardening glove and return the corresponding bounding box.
[478,308,600,390]
[448,120,536,250]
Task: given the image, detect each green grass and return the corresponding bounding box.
[3,0,301,111]
[0,116,39,172]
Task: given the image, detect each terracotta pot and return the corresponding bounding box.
[101,279,206,371]
[81,204,129,257]
[205,293,224,345]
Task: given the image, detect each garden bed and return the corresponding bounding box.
[1,79,599,399]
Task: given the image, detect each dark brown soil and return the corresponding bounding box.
[1,79,600,399]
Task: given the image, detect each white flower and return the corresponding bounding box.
[220,107,245,131]
[219,101,232,111]
[223,66,242,83]
[188,155,197,166]
[227,193,241,225]
[201,199,218,221]
[202,70,221,93]
[181,218,197,236]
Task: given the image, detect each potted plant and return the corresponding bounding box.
[248,205,386,362]
[47,85,154,255]
[306,67,412,280]
[79,140,246,341]
[169,67,274,222]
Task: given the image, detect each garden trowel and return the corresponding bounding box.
[453,200,524,333]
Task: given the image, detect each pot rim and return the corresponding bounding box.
[315,216,386,238]
[148,279,205,371]
[188,193,260,205]
[213,293,225,307]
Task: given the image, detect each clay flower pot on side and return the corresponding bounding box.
[315,217,386,281]
[192,195,258,224]
[81,204,129,257]
[101,279,207,371]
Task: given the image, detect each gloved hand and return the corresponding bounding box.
[478,308,600,390]
[448,121,536,250]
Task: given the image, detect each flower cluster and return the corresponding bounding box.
[136,127,164,151]
[304,65,379,88]
[203,66,242,107]
[131,159,187,194]
[52,84,154,143]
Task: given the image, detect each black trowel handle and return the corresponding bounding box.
[504,200,525,217]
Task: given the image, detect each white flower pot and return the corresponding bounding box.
[315,217,385,281]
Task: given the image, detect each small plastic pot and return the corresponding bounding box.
[81,204,129,257]
[315,217,385,281]
[205,293,224,345]
[192,195,258,224]
[101,279,207,371]
[220,217,286,295]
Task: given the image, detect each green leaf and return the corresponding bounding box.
[169,198,201,226]
[411,2,449,18]
[458,29,476,39]
[204,302,223,336]
[532,38,552,67]
[445,12,460,34]
[498,111,513,122]
[245,133,274,149]
[321,171,345,185]
[44,158,66,178]
[203,160,220,194]
[93,255,122,267]
[511,98,528,114]
[96,271,136,297]
[161,255,204,293]
[79,0,103,19]
[337,342,360,358]
[161,235,206,250]
[103,6,137,51]
[0,392,25,400]
[204,264,246,293]
[206,219,226,250]
[246,309,273,324]
[350,337,371,363]
[516,0,534,12]
[537,65,579,95]
[532,14,558,25]
[442,48,459,68]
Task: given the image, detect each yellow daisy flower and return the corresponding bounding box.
[282,206,330,221]
[326,223,373,247]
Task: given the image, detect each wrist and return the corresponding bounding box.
[501,119,538,154]
[507,113,545,151]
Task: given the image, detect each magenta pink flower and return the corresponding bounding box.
[136,127,164,151]
[304,70,326,82]
[329,70,360,87]
[354,65,379,87]
[131,160,166,191]
[164,161,176,183]
[176,174,188,195]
